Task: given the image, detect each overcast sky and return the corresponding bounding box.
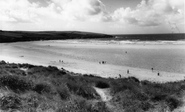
[0,0,184,34]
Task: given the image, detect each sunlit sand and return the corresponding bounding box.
[0,40,185,82]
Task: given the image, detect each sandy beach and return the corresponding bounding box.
[0,40,185,82]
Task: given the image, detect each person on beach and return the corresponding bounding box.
[60,60,64,63]
[127,70,129,74]
[119,74,121,78]
[157,72,160,76]
[151,68,154,72]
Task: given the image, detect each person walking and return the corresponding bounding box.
[119,74,121,78]
[127,69,129,74]
[151,68,154,72]
[157,72,160,76]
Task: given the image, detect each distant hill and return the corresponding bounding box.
[0,30,113,43]
[0,30,185,43]
[114,33,185,41]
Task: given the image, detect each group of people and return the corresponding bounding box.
[117,68,161,79]
[118,69,130,78]
[59,60,64,63]
[99,61,106,64]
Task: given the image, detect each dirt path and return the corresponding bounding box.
[93,87,112,102]
[93,87,123,112]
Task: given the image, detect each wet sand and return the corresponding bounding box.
[0,40,185,82]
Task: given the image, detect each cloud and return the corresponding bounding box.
[0,0,109,24]
[112,0,184,27]
[0,0,40,23]
[0,0,184,33]
[60,0,108,21]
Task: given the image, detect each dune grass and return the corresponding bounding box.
[0,61,185,112]
[110,77,184,111]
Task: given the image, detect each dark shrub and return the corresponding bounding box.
[22,93,44,110]
[110,82,132,93]
[141,80,151,85]
[127,77,140,83]
[34,83,52,94]
[151,94,167,102]
[18,63,35,68]
[0,94,22,110]
[165,96,182,111]
[140,102,153,111]
[135,92,149,101]
[89,74,95,77]
[59,70,67,75]
[88,101,110,112]
[67,82,99,99]
[57,87,70,100]
[0,60,6,65]
[28,66,64,78]
[0,75,33,93]
[9,69,26,76]
[10,63,18,68]
[95,81,110,89]
[48,66,59,71]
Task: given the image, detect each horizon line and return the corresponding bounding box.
[1,30,184,35]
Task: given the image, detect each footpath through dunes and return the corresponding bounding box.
[93,87,124,112]
[93,87,112,102]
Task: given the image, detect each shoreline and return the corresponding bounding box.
[1,57,185,83]
[1,40,185,83]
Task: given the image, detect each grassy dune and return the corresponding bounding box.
[0,61,185,112]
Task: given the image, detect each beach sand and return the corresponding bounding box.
[0,40,185,82]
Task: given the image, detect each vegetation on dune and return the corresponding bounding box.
[110,77,184,111]
[0,75,33,93]
[0,60,185,112]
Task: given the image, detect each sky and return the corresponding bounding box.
[0,0,184,34]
